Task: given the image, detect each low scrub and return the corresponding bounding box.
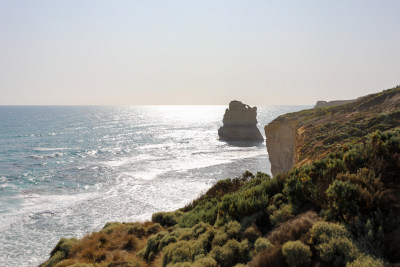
[281,240,311,267]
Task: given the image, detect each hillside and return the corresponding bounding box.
[266,86,400,176]
[41,86,400,267]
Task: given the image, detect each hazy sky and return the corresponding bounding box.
[1,1,399,105]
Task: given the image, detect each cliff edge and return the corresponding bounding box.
[314,99,355,108]
[218,100,263,142]
[265,85,400,176]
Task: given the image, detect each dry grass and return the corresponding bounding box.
[42,221,163,267]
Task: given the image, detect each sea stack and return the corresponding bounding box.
[218,100,264,142]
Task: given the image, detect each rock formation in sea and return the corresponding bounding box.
[265,86,400,176]
[218,100,263,142]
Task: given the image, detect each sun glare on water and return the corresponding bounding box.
[143,105,226,123]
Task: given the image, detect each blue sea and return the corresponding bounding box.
[0,105,309,266]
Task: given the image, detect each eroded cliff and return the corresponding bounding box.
[265,85,400,176]
[264,119,296,176]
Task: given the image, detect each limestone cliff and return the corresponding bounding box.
[264,119,296,176]
[265,86,400,176]
[218,100,263,142]
[314,99,355,108]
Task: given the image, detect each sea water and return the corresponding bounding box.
[0,105,310,266]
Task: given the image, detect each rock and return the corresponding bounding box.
[264,119,298,176]
[218,101,263,142]
[314,99,355,108]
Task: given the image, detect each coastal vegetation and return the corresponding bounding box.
[41,87,400,267]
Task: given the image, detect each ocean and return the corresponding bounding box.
[0,105,310,266]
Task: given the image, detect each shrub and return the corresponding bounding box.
[127,224,147,238]
[249,245,286,267]
[309,221,350,245]
[254,237,273,253]
[211,230,228,247]
[101,222,123,234]
[269,204,294,226]
[283,175,308,207]
[159,235,178,251]
[179,199,219,228]
[147,223,163,235]
[282,241,311,267]
[42,251,66,267]
[192,257,218,267]
[309,222,358,266]
[242,226,261,243]
[178,222,212,240]
[162,241,194,267]
[142,231,169,261]
[317,237,358,266]
[50,238,80,258]
[225,221,241,238]
[210,239,249,267]
[152,211,184,227]
[347,255,386,267]
[268,211,320,245]
[326,180,360,221]
[182,173,259,213]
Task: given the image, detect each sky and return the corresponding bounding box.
[0,1,399,105]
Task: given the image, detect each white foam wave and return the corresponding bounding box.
[33,147,67,151]
[29,152,63,159]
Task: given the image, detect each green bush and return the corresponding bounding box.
[127,224,147,238]
[101,222,122,234]
[192,257,218,267]
[178,222,212,241]
[162,241,194,267]
[310,222,358,266]
[142,231,169,261]
[317,237,358,266]
[179,199,219,228]
[159,235,178,250]
[42,251,66,267]
[152,211,184,227]
[282,240,311,267]
[254,237,273,253]
[347,255,386,267]
[179,173,280,229]
[49,237,80,260]
[269,204,293,226]
[242,226,261,243]
[326,180,360,221]
[309,221,351,245]
[210,239,249,267]
[147,223,163,235]
[212,230,228,247]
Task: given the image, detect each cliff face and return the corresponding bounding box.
[264,119,296,176]
[218,100,263,142]
[265,86,400,176]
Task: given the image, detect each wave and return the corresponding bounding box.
[28,153,63,160]
[14,132,60,138]
[33,147,67,152]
